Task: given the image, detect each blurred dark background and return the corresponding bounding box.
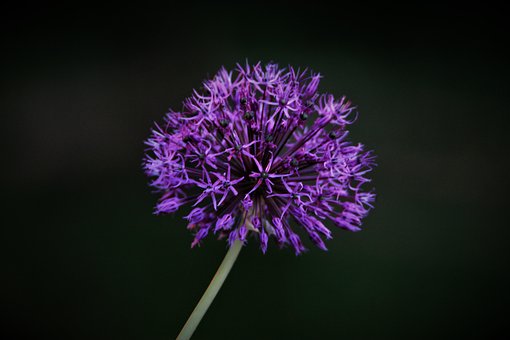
[1,2,508,339]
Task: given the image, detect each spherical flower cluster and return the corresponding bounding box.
[143,62,376,254]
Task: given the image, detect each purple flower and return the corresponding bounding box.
[143,61,376,254]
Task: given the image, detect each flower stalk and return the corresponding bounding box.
[177,239,243,340]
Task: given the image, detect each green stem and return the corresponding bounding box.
[176,239,243,340]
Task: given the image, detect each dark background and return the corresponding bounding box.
[2,3,508,339]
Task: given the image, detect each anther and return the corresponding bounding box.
[219,119,229,127]
[244,111,254,120]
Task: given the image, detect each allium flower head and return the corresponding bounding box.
[143,62,376,254]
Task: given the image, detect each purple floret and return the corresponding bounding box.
[143,61,376,254]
